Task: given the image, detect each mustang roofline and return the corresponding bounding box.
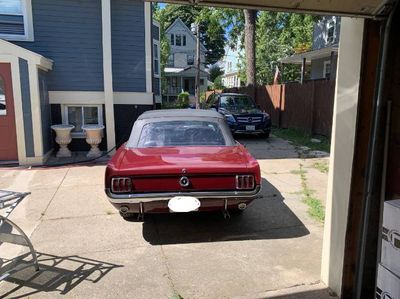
[138,109,224,120]
[105,185,262,204]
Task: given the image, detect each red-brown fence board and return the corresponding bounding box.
[223,79,335,137]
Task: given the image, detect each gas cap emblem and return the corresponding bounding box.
[179,176,190,187]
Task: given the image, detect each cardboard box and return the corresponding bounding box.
[381,199,400,277]
[376,264,400,298]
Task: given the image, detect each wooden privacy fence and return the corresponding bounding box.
[221,79,335,137]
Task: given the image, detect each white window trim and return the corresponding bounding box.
[153,39,160,78]
[0,0,34,41]
[62,104,103,138]
[323,60,331,78]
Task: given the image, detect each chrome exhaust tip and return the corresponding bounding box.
[120,206,129,214]
[238,203,247,210]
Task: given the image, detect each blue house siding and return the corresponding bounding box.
[111,0,146,92]
[38,70,52,154]
[15,0,104,91]
[19,58,35,157]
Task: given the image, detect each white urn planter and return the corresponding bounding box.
[51,124,75,158]
[82,125,105,158]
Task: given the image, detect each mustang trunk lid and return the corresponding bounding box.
[115,146,251,192]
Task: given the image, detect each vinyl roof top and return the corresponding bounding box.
[138,109,224,120]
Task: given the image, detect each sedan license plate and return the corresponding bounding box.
[168,196,201,213]
[246,125,256,131]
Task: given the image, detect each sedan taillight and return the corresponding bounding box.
[236,175,255,190]
[111,177,132,193]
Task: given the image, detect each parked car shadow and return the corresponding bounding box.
[142,178,309,245]
[0,252,122,297]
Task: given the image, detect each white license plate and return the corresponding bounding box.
[168,196,201,213]
[246,125,256,131]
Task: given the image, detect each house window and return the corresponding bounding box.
[182,35,186,46]
[176,34,182,46]
[0,0,33,41]
[167,54,174,67]
[0,76,6,116]
[323,61,331,78]
[200,79,204,85]
[64,105,103,136]
[170,34,175,45]
[326,19,336,44]
[187,54,194,65]
[153,41,160,76]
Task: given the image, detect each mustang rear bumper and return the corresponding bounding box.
[105,186,262,213]
[105,185,261,203]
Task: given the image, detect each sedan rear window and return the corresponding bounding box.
[138,120,226,147]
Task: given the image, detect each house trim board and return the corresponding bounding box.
[101,0,116,152]
[144,2,152,94]
[48,91,153,105]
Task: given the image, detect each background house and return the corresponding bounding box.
[280,16,341,81]
[163,18,209,103]
[221,42,243,88]
[0,0,160,165]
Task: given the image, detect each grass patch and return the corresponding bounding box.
[297,164,325,222]
[312,161,329,174]
[272,128,331,153]
[290,169,307,175]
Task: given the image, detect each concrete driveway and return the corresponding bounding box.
[0,136,333,298]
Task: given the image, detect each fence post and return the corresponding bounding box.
[278,84,283,128]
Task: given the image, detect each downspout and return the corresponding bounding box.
[355,2,397,298]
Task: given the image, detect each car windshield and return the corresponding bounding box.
[137,120,226,147]
[220,95,256,110]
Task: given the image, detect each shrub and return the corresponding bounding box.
[177,91,190,108]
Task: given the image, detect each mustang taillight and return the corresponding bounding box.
[111,177,132,193]
[236,175,255,190]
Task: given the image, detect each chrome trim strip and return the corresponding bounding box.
[105,185,262,204]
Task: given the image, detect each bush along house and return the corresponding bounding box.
[0,0,161,165]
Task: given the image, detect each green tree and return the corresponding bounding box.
[159,4,226,65]
[209,65,224,82]
[153,4,171,95]
[211,75,224,90]
[257,12,315,84]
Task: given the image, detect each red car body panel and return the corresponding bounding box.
[105,144,261,191]
[104,110,261,215]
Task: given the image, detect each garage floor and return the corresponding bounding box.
[0,136,334,298]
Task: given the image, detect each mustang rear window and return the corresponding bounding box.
[138,121,226,147]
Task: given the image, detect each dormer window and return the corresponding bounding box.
[170,34,186,47]
[0,0,34,41]
[326,19,336,44]
[176,34,182,46]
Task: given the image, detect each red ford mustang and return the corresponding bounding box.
[105,109,262,220]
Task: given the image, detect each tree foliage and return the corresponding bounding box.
[255,12,315,84]
[153,3,171,95]
[156,4,226,65]
[208,65,224,82]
